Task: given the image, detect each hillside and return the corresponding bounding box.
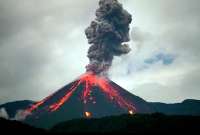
[0,118,45,133]
[150,99,200,116]
[51,114,200,133]
[0,100,34,118]
[0,114,200,133]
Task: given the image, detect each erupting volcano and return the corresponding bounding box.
[24,72,153,128]
[27,72,136,114]
[24,0,154,128]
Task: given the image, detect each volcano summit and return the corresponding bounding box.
[23,0,154,128]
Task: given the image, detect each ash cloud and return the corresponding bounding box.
[85,0,132,75]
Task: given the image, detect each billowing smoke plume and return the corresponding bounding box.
[85,0,132,75]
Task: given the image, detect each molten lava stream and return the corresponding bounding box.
[49,80,81,112]
[26,92,55,113]
[84,111,92,118]
[100,81,136,112]
[25,72,136,116]
[80,72,136,114]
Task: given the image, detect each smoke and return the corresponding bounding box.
[0,108,9,119]
[12,110,31,121]
[0,107,30,121]
[131,27,152,52]
[85,0,132,76]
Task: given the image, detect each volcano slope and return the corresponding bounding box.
[24,73,154,128]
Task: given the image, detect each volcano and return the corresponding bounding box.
[24,72,154,128]
[23,0,154,128]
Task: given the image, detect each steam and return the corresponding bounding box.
[0,108,9,119]
[12,110,31,121]
[0,107,31,121]
[85,0,132,76]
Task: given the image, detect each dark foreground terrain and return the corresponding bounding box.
[51,113,200,133]
[1,113,200,133]
[0,118,45,133]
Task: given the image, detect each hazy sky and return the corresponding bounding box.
[0,0,200,104]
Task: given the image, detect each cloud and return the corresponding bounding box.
[144,53,175,65]
[0,0,200,104]
[0,0,98,104]
[110,0,200,103]
[131,27,152,50]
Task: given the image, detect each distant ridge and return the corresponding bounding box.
[149,99,200,116]
[0,100,34,118]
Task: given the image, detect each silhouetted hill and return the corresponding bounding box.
[0,98,200,129]
[0,100,34,118]
[0,118,45,133]
[50,114,200,133]
[150,99,200,116]
[1,99,200,118]
[0,114,200,133]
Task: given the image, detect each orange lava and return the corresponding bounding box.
[129,110,134,115]
[84,111,92,118]
[26,72,136,115]
[26,92,54,113]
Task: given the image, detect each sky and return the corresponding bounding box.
[0,0,200,104]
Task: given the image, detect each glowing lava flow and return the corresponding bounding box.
[26,92,55,113]
[84,111,92,118]
[26,72,136,115]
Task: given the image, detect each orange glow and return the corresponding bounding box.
[26,72,136,115]
[85,111,92,118]
[129,110,134,115]
[79,72,136,112]
[26,92,55,113]
[49,80,81,111]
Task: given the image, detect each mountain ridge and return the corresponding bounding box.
[1,99,200,118]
